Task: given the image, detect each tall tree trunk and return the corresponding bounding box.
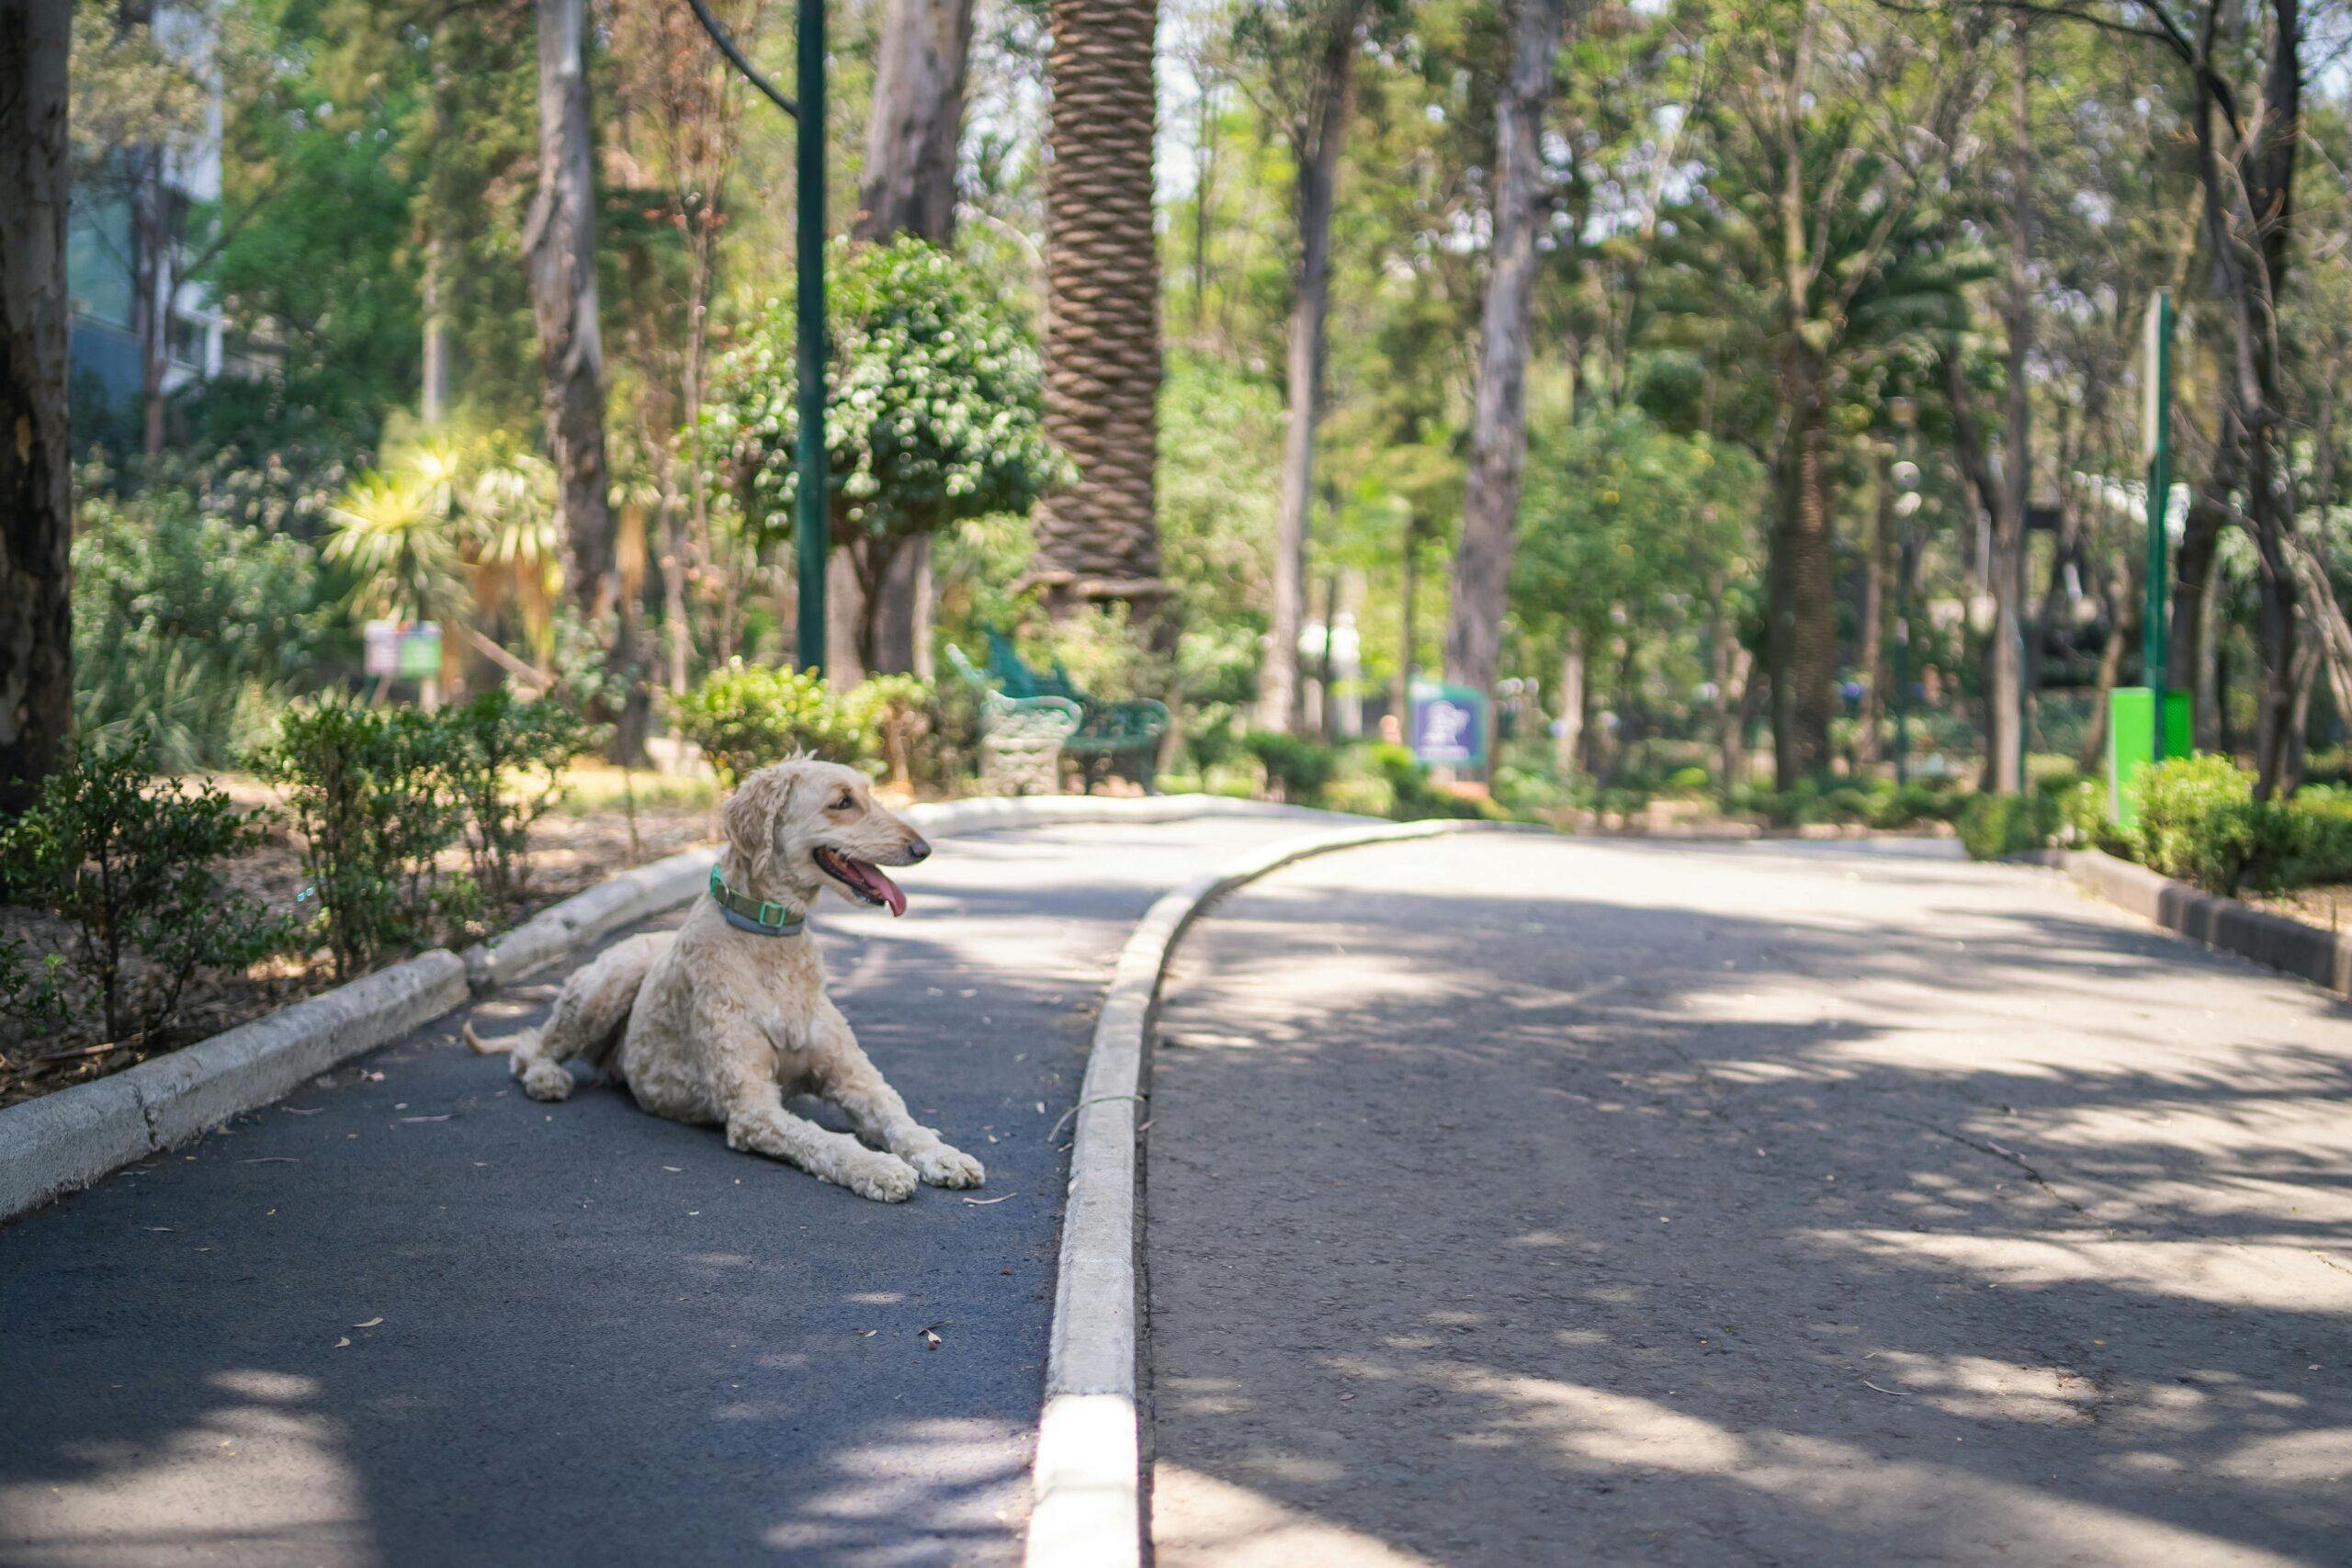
[1259,2,1367,733]
[1770,367,1834,785]
[1442,0,1570,710]
[851,0,976,673]
[1395,509,1418,723]
[2075,565,2133,773]
[1035,0,1167,619]
[857,0,973,244]
[0,0,73,810]
[1555,630,1585,778]
[421,37,455,424]
[1857,445,1891,770]
[526,0,630,750]
[1987,17,2033,794]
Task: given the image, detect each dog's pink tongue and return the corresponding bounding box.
[869,864,908,918]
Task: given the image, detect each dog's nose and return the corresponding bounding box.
[906,836,931,863]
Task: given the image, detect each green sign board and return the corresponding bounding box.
[2107,686,2190,829]
[1408,680,1488,770]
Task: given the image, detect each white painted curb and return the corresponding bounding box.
[0,950,469,1223]
[1023,818,1549,1568]
[0,794,1340,1226]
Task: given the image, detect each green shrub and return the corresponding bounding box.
[2135,754,2269,895]
[1242,730,1339,804]
[0,746,291,1041]
[1365,743,1498,821]
[1958,790,2063,861]
[1320,774,1397,818]
[1663,765,1713,799]
[2274,784,2352,889]
[673,663,868,786]
[439,689,599,915]
[1494,765,1572,814]
[254,701,472,979]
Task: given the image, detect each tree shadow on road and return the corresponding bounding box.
[1145,840,2352,1566]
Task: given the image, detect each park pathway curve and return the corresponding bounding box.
[0,812,1333,1568]
[1145,833,2352,1568]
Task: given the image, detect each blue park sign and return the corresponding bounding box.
[1408,681,1488,770]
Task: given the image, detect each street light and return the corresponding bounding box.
[687,0,829,676]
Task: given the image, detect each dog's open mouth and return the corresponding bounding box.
[813,846,909,917]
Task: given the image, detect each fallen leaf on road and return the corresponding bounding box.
[400,1114,451,1123]
[857,1329,877,1338]
[922,1330,942,1350]
[353,1316,383,1328]
[962,1195,1012,1205]
[283,1107,322,1116]
[334,1337,351,1348]
[662,1166,682,1173]
[145,1226,175,1233]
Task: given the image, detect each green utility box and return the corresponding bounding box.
[2107,686,2191,829]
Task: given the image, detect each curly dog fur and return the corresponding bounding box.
[467,758,984,1202]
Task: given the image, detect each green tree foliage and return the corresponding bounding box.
[73,462,334,769]
[705,237,1071,664]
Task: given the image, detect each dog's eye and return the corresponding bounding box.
[834,793,856,810]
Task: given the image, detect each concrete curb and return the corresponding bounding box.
[0,794,1342,1227]
[0,950,468,1223]
[1023,818,1550,1568]
[2042,848,2352,998]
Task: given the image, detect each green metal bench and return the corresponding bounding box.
[948,635,1169,793]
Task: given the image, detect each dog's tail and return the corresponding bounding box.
[489,931,673,1104]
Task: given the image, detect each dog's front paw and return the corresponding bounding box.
[910,1144,985,1190]
[842,1153,918,1203]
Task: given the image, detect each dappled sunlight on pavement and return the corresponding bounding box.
[1146,834,2352,1565]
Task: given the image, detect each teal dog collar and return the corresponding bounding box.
[709,864,807,937]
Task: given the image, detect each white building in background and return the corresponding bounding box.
[66,1,234,417]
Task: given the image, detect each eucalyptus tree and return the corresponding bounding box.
[842,0,980,679]
[1442,0,1577,711]
[1233,0,1392,732]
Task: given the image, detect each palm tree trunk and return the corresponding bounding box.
[1442,0,1569,707]
[1035,0,1167,616]
[0,0,74,811]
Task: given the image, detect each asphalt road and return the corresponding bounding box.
[0,812,1330,1568]
[1145,834,2352,1567]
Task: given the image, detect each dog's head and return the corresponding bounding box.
[719,757,931,918]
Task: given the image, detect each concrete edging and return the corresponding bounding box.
[0,794,1340,1226]
[2046,848,2352,998]
[1023,818,1550,1568]
[0,950,469,1223]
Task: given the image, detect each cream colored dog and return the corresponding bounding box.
[467,758,984,1202]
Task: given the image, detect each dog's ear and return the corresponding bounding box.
[722,763,806,886]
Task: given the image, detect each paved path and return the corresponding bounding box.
[1145,835,2352,1567]
[0,814,1330,1568]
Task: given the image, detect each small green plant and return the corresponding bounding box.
[439,688,599,914]
[1957,789,2065,861]
[254,701,471,979]
[0,746,291,1042]
[673,663,869,786]
[1242,730,1339,804]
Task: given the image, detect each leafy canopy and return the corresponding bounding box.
[706,237,1071,550]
